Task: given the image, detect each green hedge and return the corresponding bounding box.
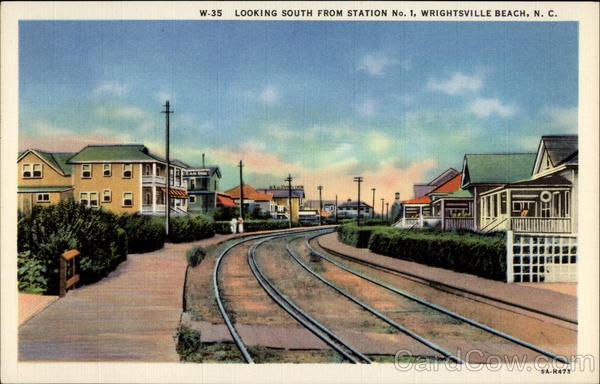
[118,214,166,253]
[340,225,506,280]
[18,201,128,293]
[337,224,376,248]
[169,215,215,243]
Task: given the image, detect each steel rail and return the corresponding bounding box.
[213,227,334,364]
[305,233,571,364]
[248,235,372,364]
[285,239,464,364]
[315,235,577,325]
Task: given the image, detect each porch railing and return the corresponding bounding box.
[511,217,572,234]
[444,217,475,230]
[142,204,166,212]
[142,175,166,184]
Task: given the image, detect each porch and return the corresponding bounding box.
[141,186,188,214]
[431,192,475,231]
[394,204,440,228]
[479,182,572,233]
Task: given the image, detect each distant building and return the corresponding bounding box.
[256,185,305,222]
[337,199,373,218]
[225,184,274,216]
[183,165,222,215]
[412,168,459,198]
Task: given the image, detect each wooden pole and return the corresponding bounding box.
[161,101,173,236]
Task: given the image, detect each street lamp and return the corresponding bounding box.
[381,198,384,219]
[317,185,323,226]
[353,176,363,226]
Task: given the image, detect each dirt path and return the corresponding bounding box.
[18,235,231,361]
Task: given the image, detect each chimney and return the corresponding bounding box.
[202,153,205,168]
[395,192,400,201]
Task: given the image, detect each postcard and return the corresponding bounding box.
[1,2,598,383]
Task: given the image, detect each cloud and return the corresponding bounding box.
[19,121,120,152]
[93,82,129,97]
[427,72,483,95]
[95,106,146,119]
[468,97,516,118]
[356,98,377,116]
[357,54,397,76]
[366,131,392,152]
[259,84,281,105]
[153,90,176,104]
[541,106,577,131]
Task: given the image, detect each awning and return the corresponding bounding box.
[169,189,188,198]
[217,194,236,207]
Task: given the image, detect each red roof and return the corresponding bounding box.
[225,185,273,201]
[217,194,236,207]
[429,173,462,194]
[402,195,432,204]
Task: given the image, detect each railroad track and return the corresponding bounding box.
[303,231,570,364]
[247,235,372,364]
[314,234,577,326]
[213,227,331,364]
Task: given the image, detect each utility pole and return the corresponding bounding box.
[386,202,390,221]
[161,100,173,237]
[238,160,244,220]
[381,198,385,219]
[335,194,338,224]
[353,176,363,226]
[371,188,376,219]
[317,185,323,226]
[285,174,293,228]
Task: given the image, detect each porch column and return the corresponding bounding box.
[152,162,156,176]
[506,189,512,231]
[441,199,446,231]
[152,185,157,213]
[473,187,479,230]
[419,206,423,227]
[402,205,406,225]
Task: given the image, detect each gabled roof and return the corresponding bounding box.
[461,153,537,188]
[441,189,473,199]
[402,195,432,205]
[68,144,162,163]
[533,135,578,174]
[18,149,75,176]
[428,173,462,194]
[225,185,273,201]
[427,168,460,186]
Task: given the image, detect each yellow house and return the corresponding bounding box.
[67,144,189,215]
[256,186,305,223]
[17,149,75,214]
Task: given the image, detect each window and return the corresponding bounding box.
[33,164,42,177]
[22,164,32,178]
[123,192,133,207]
[102,189,111,203]
[81,164,92,178]
[80,192,89,206]
[565,191,570,216]
[122,163,132,178]
[36,193,50,202]
[189,196,196,203]
[103,164,112,177]
[89,192,99,208]
[500,192,507,215]
[143,164,152,176]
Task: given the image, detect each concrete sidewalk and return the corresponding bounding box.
[19,293,59,326]
[19,234,232,361]
[317,233,577,323]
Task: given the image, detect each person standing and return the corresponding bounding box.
[238,217,244,233]
[230,217,238,234]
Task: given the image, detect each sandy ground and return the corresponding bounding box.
[19,293,58,326]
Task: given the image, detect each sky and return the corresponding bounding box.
[19,21,578,207]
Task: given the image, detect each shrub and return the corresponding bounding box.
[337,224,376,248]
[118,214,166,253]
[214,219,290,234]
[169,215,215,243]
[361,218,392,227]
[186,245,207,267]
[367,227,506,280]
[339,224,506,280]
[17,251,48,294]
[174,325,202,362]
[17,200,128,293]
[212,206,238,221]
